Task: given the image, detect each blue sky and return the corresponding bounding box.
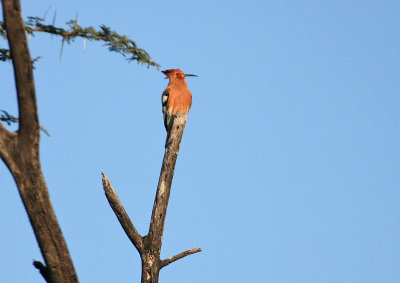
[1,1,399,282]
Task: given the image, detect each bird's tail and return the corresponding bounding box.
[165,130,170,147]
[165,115,175,147]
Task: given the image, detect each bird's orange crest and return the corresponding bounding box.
[162,69,198,80]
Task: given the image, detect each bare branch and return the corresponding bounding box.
[140,114,201,282]
[2,0,39,148]
[100,112,200,282]
[101,172,144,253]
[160,248,202,268]
[147,114,188,252]
[2,1,78,281]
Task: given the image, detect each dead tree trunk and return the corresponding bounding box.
[0,0,78,281]
[102,114,201,283]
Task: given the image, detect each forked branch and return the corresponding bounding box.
[102,114,201,283]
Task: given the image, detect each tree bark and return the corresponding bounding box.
[1,0,78,281]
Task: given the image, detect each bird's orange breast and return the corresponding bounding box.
[166,86,192,114]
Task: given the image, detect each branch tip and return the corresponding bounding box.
[101,172,144,252]
[160,247,202,268]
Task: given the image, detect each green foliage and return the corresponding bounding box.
[0,16,160,68]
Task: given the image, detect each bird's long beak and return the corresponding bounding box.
[185,74,198,77]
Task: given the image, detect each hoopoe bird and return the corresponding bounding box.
[161,69,197,145]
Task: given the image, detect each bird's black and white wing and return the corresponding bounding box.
[161,90,171,131]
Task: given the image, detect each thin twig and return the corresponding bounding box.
[160,248,202,268]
